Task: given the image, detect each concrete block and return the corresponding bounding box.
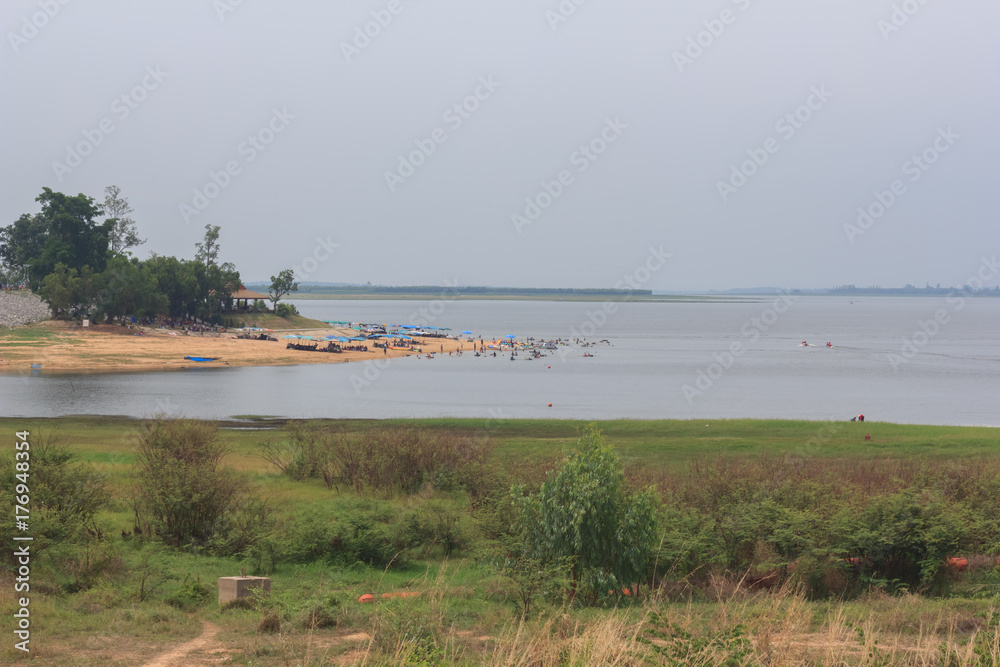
[218,576,270,605]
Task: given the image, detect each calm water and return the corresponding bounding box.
[2,296,998,426]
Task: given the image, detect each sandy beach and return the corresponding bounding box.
[0,321,469,373]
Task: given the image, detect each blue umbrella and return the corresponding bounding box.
[395,334,413,340]
[505,334,517,339]
[461,330,471,334]
[282,335,300,339]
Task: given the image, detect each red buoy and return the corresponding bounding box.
[548,403,552,407]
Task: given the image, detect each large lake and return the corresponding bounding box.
[2,296,998,426]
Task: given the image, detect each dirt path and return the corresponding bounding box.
[141,621,220,667]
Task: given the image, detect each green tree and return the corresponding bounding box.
[0,188,112,289]
[192,225,239,320]
[38,263,99,318]
[144,255,203,319]
[515,425,658,600]
[268,268,299,309]
[38,263,80,317]
[94,256,165,322]
[103,185,145,256]
[195,224,220,267]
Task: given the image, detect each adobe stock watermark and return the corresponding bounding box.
[7,0,71,54]
[178,107,295,224]
[682,291,797,403]
[544,0,588,31]
[673,0,754,73]
[511,117,627,233]
[888,254,997,371]
[551,246,671,363]
[384,76,501,192]
[51,66,168,182]
[716,85,832,203]
[843,126,958,244]
[349,279,460,394]
[340,0,412,63]
[877,0,931,41]
[407,278,460,328]
[293,236,340,281]
[213,0,245,21]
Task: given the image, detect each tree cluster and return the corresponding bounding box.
[0,187,243,323]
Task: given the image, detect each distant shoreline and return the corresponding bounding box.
[284,292,753,303]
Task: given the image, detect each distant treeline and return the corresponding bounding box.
[826,284,1000,297]
[245,284,653,297]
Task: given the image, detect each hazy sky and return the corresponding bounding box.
[3,0,998,291]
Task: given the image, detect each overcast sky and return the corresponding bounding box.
[2,0,997,291]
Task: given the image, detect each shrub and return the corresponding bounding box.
[258,612,281,634]
[130,418,273,554]
[279,503,408,569]
[168,575,214,611]
[261,424,494,496]
[0,430,110,565]
[514,424,658,602]
[274,302,298,317]
[832,489,970,593]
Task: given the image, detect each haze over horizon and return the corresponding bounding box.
[3,1,997,292]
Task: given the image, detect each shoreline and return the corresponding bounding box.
[0,321,471,374]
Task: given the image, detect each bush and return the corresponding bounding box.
[279,503,408,569]
[168,575,214,611]
[832,489,970,593]
[130,418,273,554]
[261,424,494,496]
[258,612,281,634]
[514,424,658,602]
[0,430,110,566]
[274,302,298,317]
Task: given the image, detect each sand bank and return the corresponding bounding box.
[0,322,470,373]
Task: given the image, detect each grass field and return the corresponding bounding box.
[1,417,998,665]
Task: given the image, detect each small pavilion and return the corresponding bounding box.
[230,285,269,311]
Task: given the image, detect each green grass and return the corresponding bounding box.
[224,312,331,330]
[2,416,998,665]
[0,328,66,346]
[6,416,997,478]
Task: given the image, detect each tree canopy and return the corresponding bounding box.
[2,187,246,323]
[0,187,111,289]
[268,268,299,306]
